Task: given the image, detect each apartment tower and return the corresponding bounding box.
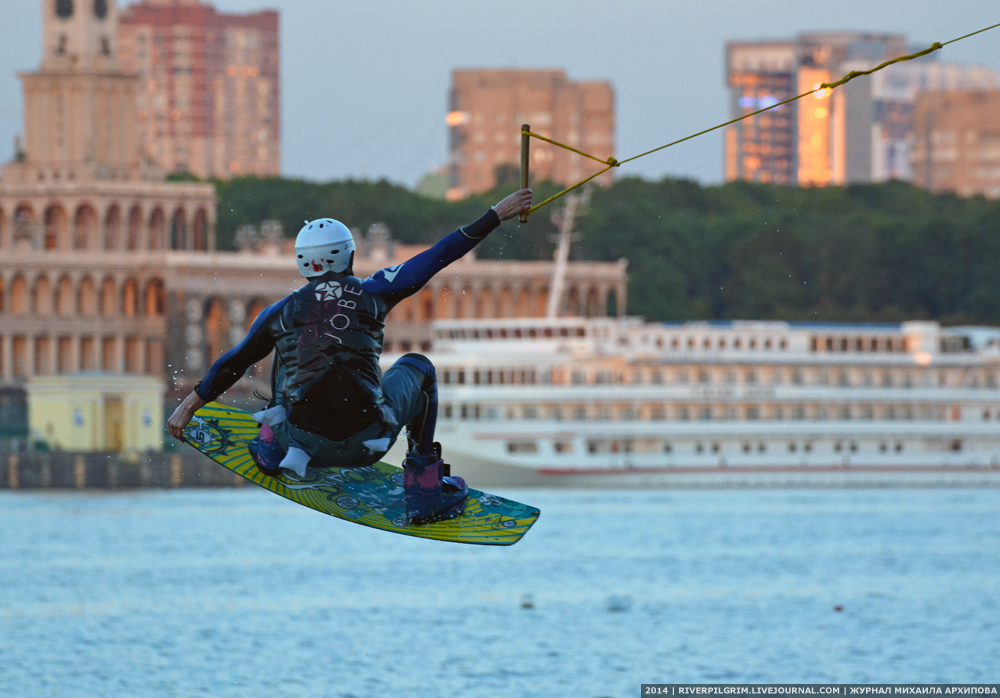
[448,69,614,199]
[117,0,280,180]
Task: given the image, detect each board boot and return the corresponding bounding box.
[403,447,467,525]
[248,424,286,476]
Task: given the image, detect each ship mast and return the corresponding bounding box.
[546,189,590,318]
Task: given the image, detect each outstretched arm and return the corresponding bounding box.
[362,189,532,306]
[167,297,288,441]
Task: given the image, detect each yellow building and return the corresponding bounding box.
[28,374,165,455]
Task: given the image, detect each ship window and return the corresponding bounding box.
[792,370,803,385]
[554,441,573,454]
[677,407,690,421]
[826,337,833,351]
[788,442,797,452]
[861,406,874,420]
[793,406,805,420]
[688,338,695,349]
[672,338,680,349]
[742,442,751,453]
[649,405,666,420]
[663,442,672,453]
[773,406,784,420]
[544,328,553,338]
[837,371,849,386]
[712,442,720,453]
[750,338,757,349]
[839,406,851,420]
[951,439,963,452]
[571,371,586,385]
[595,405,611,420]
[698,371,710,384]
[765,338,773,350]
[529,328,538,338]
[587,440,601,454]
[651,371,664,384]
[881,372,892,387]
[514,329,522,338]
[573,406,587,420]
[442,371,451,385]
[804,442,812,452]
[734,338,742,349]
[703,338,711,349]
[485,406,500,420]
[620,406,636,420]
[895,442,904,452]
[780,339,788,350]
[699,407,712,421]
[850,442,858,452]
[676,369,689,384]
[631,371,642,385]
[834,441,842,452]
[596,371,611,384]
[460,405,469,419]
[576,327,585,337]
[507,441,538,454]
[523,406,538,419]
[719,338,727,349]
[758,442,767,453]
[457,370,466,385]
[499,329,508,338]
[473,371,481,385]
[879,442,888,453]
[695,442,704,453]
[745,370,757,384]
[746,405,760,420]
[723,371,735,384]
[443,404,453,418]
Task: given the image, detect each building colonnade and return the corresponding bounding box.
[0,198,214,252]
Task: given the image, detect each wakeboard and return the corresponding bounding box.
[183,401,540,546]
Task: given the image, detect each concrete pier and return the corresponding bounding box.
[0,452,244,490]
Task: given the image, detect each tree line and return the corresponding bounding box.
[213,174,1000,325]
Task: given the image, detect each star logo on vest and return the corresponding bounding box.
[315,280,343,302]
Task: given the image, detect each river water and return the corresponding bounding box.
[1,488,998,697]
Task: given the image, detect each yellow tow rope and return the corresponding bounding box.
[520,21,1000,217]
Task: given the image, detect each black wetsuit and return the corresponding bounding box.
[194,210,500,452]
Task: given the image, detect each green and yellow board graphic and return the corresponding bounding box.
[184,402,540,545]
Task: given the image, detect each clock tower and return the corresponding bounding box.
[42,0,120,72]
[6,0,147,183]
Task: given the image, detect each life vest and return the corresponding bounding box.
[273,272,388,413]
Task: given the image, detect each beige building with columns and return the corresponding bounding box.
[0,1,627,452]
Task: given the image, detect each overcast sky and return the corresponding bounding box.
[0,1,997,187]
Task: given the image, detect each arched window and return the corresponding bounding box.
[171,208,187,250]
[127,205,143,250]
[145,279,165,317]
[44,205,69,250]
[104,205,122,250]
[149,208,165,250]
[56,276,75,316]
[73,205,99,251]
[192,209,209,250]
[11,276,28,315]
[79,277,98,316]
[122,278,139,318]
[33,276,53,316]
[100,277,117,317]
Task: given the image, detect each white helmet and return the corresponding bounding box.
[294,218,356,278]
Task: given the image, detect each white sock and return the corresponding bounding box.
[279,446,311,478]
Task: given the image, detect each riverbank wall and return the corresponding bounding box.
[0,452,243,489]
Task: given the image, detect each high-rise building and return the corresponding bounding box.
[117,0,280,180]
[725,32,997,188]
[911,90,1000,199]
[447,69,614,199]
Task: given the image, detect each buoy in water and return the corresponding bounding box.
[521,593,535,609]
[606,595,632,613]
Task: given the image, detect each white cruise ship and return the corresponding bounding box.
[385,317,1000,488]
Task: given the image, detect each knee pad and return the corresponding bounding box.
[397,353,436,387]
